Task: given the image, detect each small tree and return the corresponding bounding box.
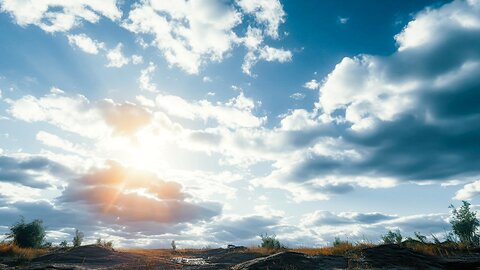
[171,240,176,251]
[72,229,84,247]
[59,240,68,248]
[7,217,46,248]
[450,201,479,247]
[259,233,283,249]
[381,229,403,244]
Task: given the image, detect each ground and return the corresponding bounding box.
[1,244,480,269]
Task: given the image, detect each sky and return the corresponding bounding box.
[0,0,479,248]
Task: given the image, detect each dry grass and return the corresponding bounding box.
[291,243,374,256]
[0,242,49,262]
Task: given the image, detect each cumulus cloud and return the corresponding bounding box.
[106,43,130,68]
[455,180,480,200]
[60,161,221,224]
[122,0,242,74]
[236,0,286,38]
[67,33,105,54]
[255,0,480,200]
[303,79,320,90]
[0,0,121,32]
[122,0,290,74]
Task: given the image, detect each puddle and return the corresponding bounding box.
[172,257,207,265]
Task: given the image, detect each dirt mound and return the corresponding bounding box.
[231,251,347,270]
[356,244,444,269]
[29,245,139,268]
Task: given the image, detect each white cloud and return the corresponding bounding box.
[131,54,144,65]
[106,43,129,68]
[236,0,286,38]
[0,0,121,32]
[122,0,290,75]
[338,17,349,24]
[242,45,292,75]
[67,34,105,54]
[139,62,157,92]
[290,92,305,100]
[123,0,241,74]
[8,94,108,139]
[36,131,88,156]
[155,92,265,128]
[259,45,292,62]
[202,76,212,83]
[455,180,480,200]
[303,79,320,90]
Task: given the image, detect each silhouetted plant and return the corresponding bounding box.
[333,237,349,247]
[96,238,113,249]
[381,229,402,244]
[259,233,284,249]
[414,232,428,244]
[59,240,68,248]
[6,217,46,248]
[449,201,479,247]
[171,240,176,251]
[72,229,84,247]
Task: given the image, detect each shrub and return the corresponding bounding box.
[333,237,349,247]
[72,229,84,247]
[171,240,176,251]
[414,232,428,244]
[259,233,284,249]
[381,229,403,244]
[96,238,114,249]
[7,218,46,248]
[450,201,479,247]
[59,240,68,248]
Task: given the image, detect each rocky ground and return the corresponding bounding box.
[1,244,480,269]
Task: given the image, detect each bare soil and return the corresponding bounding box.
[1,244,480,269]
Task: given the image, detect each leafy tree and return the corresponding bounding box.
[7,217,46,248]
[259,233,284,249]
[72,229,84,247]
[450,201,479,246]
[171,240,176,251]
[381,229,403,244]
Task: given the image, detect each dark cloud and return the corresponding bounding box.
[0,155,70,188]
[306,211,396,226]
[206,215,281,243]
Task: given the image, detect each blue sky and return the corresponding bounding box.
[1,0,479,248]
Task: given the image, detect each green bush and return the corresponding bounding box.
[450,201,479,247]
[381,229,403,244]
[7,218,46,248]
[72,229,84,247]
[259,233,284,249]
